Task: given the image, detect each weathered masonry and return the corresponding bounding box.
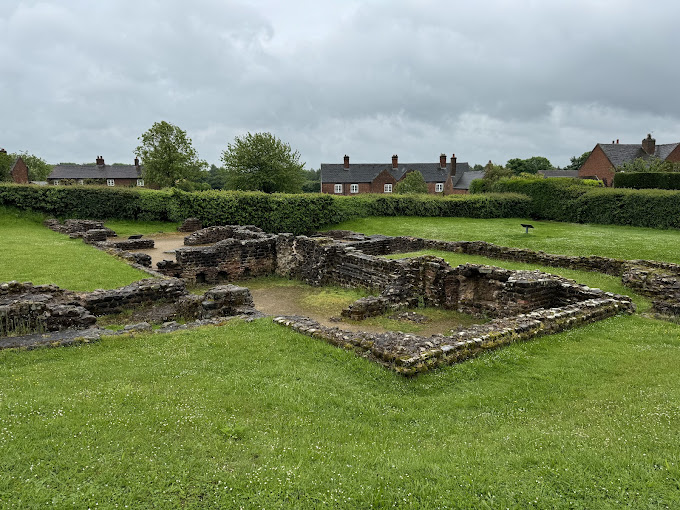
[153,225,635,375]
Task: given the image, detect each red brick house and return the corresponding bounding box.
[321,154,481,195]
[10,156,29,184]
[579,134,680,186]
[48,156,145,187]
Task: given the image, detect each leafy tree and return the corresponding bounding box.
[506,156,553,175]
[301,168,321,193]
[222,132,305,193]
[395,171,428,194]
[0,151,53,181]
[483,161,512,182]
[617,157,680,173]
[564,151,591,171]
[135,121,207,188]
[0,152,13,181]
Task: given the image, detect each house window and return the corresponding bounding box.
[77,179,84,185]
[137,179,144,187]
[384,183,392,193]
[53,179,60,186]
[106,179,115,186]
[334,184,343,194]
[350,184,359,194]
[435,183,444,192]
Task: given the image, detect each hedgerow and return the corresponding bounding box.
[613,172,680,190]
[0,183,531,234]
[490,177,680,228]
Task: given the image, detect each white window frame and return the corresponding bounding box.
[384,183,392,193]
[106,179,115,187]
[334,183,343,194]
[77,179,84,185]
[350,183,359,194]
[435,182,444,192]
[53,179,60,186]
[137,179,145,187]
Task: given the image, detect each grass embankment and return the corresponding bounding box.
[331,216,680,264]
[0,207,149,291]
[1,317,679,508]
[2,212,680,507]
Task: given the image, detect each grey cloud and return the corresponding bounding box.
[2,0,680,170]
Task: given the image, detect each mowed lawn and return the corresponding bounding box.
[330,216,680,264]
[1,211,680,508]
[0,208,149,291]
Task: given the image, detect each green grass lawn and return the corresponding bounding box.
[330,216,680,264]
[0,207,149,291]
[103,219,180,237]
[2,211,680,507]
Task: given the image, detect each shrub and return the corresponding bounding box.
[0,184,530,233]
[614,172,680,190]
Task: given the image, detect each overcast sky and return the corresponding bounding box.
[3,0,680,169]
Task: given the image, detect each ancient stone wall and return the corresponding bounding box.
[184,225,265,246]
[275,294,633,376]
[80,278,186,315]
[101,238,155,251]
[159,237,277,283]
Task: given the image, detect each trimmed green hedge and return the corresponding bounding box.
[613,172,680,190]
[491,177,680,229]
[0,184,531,234]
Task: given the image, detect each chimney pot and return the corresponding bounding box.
[134,157,140,167]
[616,139,619,144]
[642,134,656,155]
[392,154,398,169]
[343,154,349,169]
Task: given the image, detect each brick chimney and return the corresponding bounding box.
[392,155,398,169]
[642,134,656,155]
[450,154,457,176]
[96,155,105,166]
[0,148,6,154]
[343,155,349,169]
[134,157,140,167]
[440,153,447,169]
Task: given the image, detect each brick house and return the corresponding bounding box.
[10,156,29,184]
[579,134,680,186]
[321,154,482,195]
[47,156,145,187]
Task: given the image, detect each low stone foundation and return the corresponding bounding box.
[275,295,632,376]
[101,238,155,251]
[81,278,186,315]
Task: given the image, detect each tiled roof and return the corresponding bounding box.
[321,162,470,183]
[48,164,141,180]
[541,170,579,178]
[599,143,680,167]
[452,170,484,189]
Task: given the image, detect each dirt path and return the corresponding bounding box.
[135,233,191,267]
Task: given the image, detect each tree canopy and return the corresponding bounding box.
[506,156,553,175]
[564,151,591,171]
[395,170,428,194]
[0,151,52,181]
[617,157,680,173]
[135,121,207,188]
[221,132,305,193]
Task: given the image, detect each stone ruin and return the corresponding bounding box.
[0,278,259,349]
[15,220,679,375]
[149,225,636,375]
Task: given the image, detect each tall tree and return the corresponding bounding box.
[221,132,305,193]
[135,121,207,188]
[395,171,428,194]
[565,151,591,171]
[0,151,52,181]
[506,156,553,175]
